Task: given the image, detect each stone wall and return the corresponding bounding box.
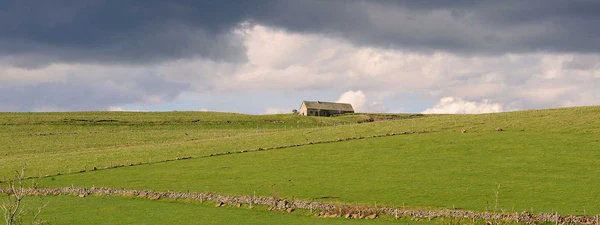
[2,187,598,224]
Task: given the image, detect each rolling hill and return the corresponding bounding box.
[1,106,599,224]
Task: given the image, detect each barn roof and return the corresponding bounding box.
[302,101,354,111]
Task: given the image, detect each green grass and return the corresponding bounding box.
[3,107,599,178]
[14,195,430,225]
[42,129,600,215]
[2,106,600,223]
[0,111,377,177]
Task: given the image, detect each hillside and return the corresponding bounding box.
[1,106,599,224]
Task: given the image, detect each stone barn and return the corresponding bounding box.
[298,101,354,116]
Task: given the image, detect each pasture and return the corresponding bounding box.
[18,195,423,224]
[1,106,599,224]
[42,126,600,214]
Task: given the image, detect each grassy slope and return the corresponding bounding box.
[18,195,425,225]
[38,106,600,215]
[2,106,600,224]
[43,131,600,215]
[8,106,596,178]
[0,111,377,176]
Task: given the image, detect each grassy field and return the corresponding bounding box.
[3,107,598,179]
[42,129,600,215]
[0,112,380,177]
[18,195,427,225]
[1,106,600,223]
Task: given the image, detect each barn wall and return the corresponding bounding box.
[299,103,308,116]
[299,101,354,116]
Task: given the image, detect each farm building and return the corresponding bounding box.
[298,101,354,116]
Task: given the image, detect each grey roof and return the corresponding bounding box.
[302,101,354,112]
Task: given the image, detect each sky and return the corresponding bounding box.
[1,0,599,114]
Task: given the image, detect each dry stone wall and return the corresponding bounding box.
[2,187,598,224]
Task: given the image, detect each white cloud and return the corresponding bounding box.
[336,90,386,113]
[265,107,292,114]
[107,107,147,112]
[337,90,367,111]
[218,25,600,111]
[1,24,599,112]
[422,97,504,114]
[0,63,69,86]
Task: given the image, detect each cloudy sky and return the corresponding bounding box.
[1,1,599,114]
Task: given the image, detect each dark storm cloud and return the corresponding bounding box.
[252,0,600,54]
[0,0,257,67]
[1,0,599,112]
[1,0,600,67]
